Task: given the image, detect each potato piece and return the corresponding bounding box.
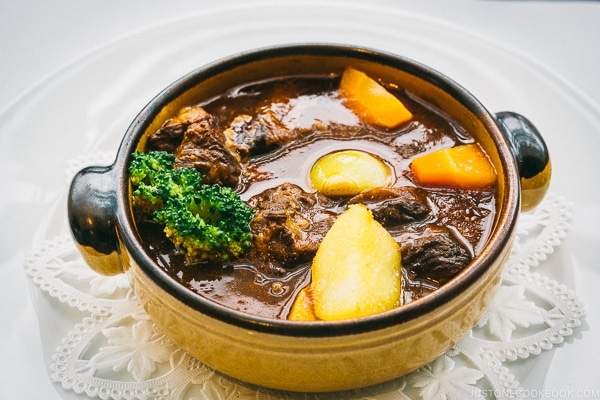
[311,204,402,320]
[410,143,497,190]
[288,287,318,321]
[310,150,392,197]
[339,67,412,129]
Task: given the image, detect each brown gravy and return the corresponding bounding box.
[136,75,496,319]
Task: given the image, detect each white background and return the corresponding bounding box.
[3,1,600,111]
[1,1,599,399]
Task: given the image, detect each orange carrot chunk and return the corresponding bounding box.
[339,67,412,129]
[410,144,497,190]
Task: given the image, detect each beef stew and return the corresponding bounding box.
[133,71,496,320]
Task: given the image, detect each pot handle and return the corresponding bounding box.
[495,111,551,212]
[68,165,124,275]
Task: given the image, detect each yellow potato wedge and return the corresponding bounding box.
[288,287,318,321]
[311,204,402,320]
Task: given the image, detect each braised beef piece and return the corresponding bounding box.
[146,107,208,153]
[147,106,242,187]
[348,186,431,227]
[173,113,242,187]
[223,113,300,161]
[223,115,269,161]
[400,225,472,284]
[247,183,337,274]
[428,189,494,252]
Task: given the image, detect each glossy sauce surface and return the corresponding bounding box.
[137,75,496,319]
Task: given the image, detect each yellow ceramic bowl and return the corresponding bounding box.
[68,44,551,392]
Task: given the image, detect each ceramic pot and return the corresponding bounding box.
[68,44,551,392]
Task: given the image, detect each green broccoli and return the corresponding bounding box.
[129,150,255,262]
[154,185,255,262]
[129,150,202,215]
[129,150,175,186]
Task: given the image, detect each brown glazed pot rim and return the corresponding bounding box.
[113,43,519,337]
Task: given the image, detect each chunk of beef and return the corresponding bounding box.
[247,183,336,274]
[145,106,242,187]
[348,186,431,227]
[223,114,269,161]
[427,189,495,252]
[400,225,472,284]
[173,120,242,187]
[223,113,301,161]
[146,107,210,153]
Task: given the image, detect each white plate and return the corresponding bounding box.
[2,1,599,398]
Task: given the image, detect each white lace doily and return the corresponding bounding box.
[25,154,585,400]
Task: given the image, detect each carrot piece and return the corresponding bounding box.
[339,67,412,129]
[410,144,497,190]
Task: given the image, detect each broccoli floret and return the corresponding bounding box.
[129,150,175,186]
[129,150,255,262]
[154,185,255,262]
[129,151,202,215]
